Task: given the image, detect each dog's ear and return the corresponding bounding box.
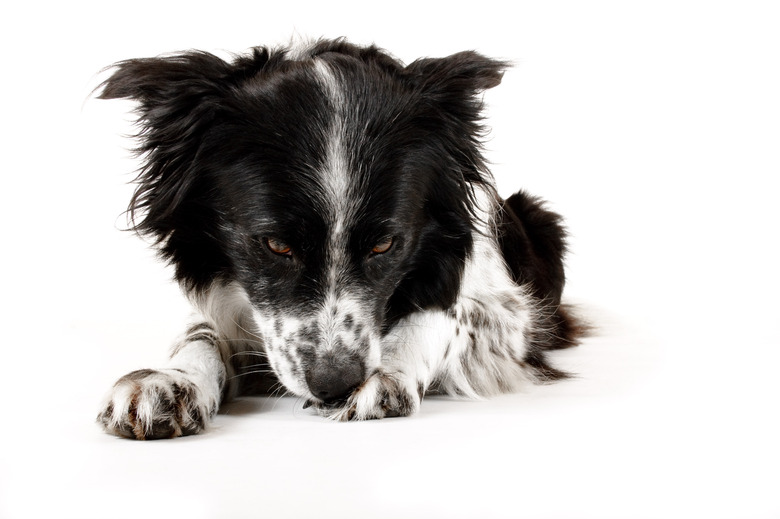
[99,52,227,106]
[98,52,239,232]
[403,51,508,182]
[98,49,271,289]
[98,49,274,227]
[405,51,508,102]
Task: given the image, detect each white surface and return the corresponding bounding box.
[2,1,779,518]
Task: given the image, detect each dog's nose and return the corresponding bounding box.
[306,353,364,403]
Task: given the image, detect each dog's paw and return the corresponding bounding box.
[312,371,421,421]
[97,369,216,440]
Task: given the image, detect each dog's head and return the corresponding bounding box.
[100,39,507,403]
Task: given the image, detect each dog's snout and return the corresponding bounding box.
[306,353,364,403]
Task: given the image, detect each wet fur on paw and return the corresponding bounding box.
[97,369,215,440]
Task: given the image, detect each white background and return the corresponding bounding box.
[1,1,778,518]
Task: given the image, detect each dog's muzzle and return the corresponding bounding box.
[305,351,364,403]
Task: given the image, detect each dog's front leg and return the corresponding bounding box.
[97,322,227,440]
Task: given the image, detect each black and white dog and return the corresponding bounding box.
[96,39,581,440]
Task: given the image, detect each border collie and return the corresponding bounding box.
[96,38,581,440]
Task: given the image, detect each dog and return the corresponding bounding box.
[96,38,581,440]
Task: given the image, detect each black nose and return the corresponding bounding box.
[306,353,364,403]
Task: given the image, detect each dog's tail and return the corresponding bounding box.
[498,190,589,351]
[498,190,567,304]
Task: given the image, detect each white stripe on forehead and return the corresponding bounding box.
[312,59,360,287]
[313,60,354,229]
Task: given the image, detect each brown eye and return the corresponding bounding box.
[265,237,292,257]
[371,237,394,255]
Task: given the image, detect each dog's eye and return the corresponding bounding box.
[371,237,394,255]
[265,237,293,257]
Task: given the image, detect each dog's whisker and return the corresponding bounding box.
[240,362,272,369]
[266,384,292,412]
[229,369,275,380]
[230,317,264,343]
[236,366,275,374]
[219,337,264,345]
[229,350,269,361]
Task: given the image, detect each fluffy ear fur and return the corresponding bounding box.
[405,51,508,95]
[98,52,250,232]
[405,51,508,147]
[401,50,509,190]
[98,51,272,289]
